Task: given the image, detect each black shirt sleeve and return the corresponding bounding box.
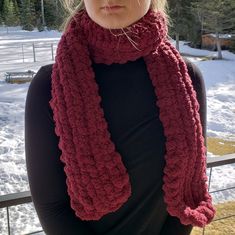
[160,58,207,235]
[24,64,94,235]
[184,57,207,149]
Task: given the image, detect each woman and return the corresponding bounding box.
[25,0,216,234]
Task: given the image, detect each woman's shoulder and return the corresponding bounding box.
[33,59,203,80]
[25,63,54,116]
[27,64,54,98]
[181,56,206,100]
[32,63,54,86]
[38,63,54,75]
[27,59,205,98]
[182,56,204,88]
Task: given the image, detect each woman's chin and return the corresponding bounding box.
[96,17,132,30]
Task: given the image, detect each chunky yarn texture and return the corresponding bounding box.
[49,8,216,227]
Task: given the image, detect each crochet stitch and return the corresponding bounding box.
[49,8,216,227]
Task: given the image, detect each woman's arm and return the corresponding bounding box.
[25,65,94,235]
[185,58,207,149]
[160,58,207,235]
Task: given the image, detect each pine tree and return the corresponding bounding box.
[13,0,20,22]
[191,0,235,59]
[44,0,57,29]
[221,0,235,34]
[20,0,36,31]
[0,0,3,15]
[54,0,67,30]
[43,0,66,30]
[0,13,3,25]
[3,0,20,26]
[168,0,198,50]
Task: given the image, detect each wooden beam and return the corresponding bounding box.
[207,153,235,168]
[0,191,32,208]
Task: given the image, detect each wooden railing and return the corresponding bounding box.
[1,154,235,235]
[203,154,235,235]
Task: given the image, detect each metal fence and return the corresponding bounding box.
[0,154,235,235]
[203,154,235,235]
[0,41,59,64]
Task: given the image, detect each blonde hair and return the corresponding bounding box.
[60,0,169,32]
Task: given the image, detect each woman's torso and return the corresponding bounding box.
[25,56,205,235]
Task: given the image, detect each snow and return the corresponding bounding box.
[177,41,235,141]
[0,28,234,234]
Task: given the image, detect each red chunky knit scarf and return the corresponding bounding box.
[49,8,216,227]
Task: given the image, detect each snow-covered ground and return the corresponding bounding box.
[178,41,235,142]
[0,27,234,234]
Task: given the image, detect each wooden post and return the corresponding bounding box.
[33,43,36,62]
[51,43,54,60]
[41,0,46,27]
[22,44,25,63]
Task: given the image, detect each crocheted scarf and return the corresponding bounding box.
[49,8,216,227]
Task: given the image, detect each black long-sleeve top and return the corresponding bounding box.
[25,57,207,235]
